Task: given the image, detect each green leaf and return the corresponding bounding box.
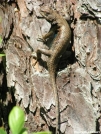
[9,106,25,134]
[19,128,27,134]
[0,128,7,134]
[0,54,5,56]
[32,132,51,134]
[22,130,28,134]
[0,36,2,44]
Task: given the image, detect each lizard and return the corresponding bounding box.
[32,6,71,134]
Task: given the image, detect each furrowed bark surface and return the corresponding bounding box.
[0,0,101,134]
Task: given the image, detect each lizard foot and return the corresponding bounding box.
[37,35,46,43]
[31,51,37,58]
[31,52,38,66]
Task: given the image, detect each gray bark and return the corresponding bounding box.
[0,0,101,134]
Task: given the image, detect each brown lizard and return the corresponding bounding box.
[33,6,71,134]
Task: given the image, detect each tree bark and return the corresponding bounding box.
[0,0,101,134]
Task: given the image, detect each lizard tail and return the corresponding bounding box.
[49,71,59,134]
[53,82,59,134]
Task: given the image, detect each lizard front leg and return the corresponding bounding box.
[37,26,57,42]
[32,26,56,60]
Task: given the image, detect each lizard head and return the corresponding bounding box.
[40,6,56,23]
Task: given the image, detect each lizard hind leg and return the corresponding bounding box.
[36,48,52,58]
[31,48,52,60]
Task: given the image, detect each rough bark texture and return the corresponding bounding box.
[0,0,101,134]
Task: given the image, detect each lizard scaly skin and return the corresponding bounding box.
[34,6,71,134]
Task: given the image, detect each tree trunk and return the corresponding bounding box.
[0,0,101,134]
